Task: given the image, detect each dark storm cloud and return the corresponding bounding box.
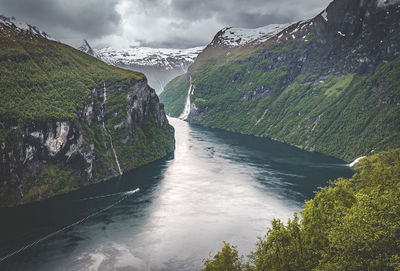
[0,0,331,48]
[168,0,329,27]
[219,11,294,28]
[0,0,121,46]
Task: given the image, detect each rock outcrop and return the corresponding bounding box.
[0,78,174,207]
[0,18,175,207]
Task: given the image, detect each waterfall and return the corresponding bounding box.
[102,83,123,175]
[159,79,165,93]
[180,63,186,73]
[108,133,123,175]
[179,76,192,120]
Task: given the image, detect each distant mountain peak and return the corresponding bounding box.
[0,14,54,40]
[78,39,95,56]
[93,46,205,69]
[210,24,290,48]
[77,43,204,94]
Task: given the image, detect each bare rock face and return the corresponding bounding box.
[0,78,174,207]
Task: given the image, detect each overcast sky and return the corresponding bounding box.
[0,0,331,49]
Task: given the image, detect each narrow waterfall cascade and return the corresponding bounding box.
[179,76,193,120]
[108,133,123,175]
[158,79,165,94]
[180,63,186,73]
[102,83,123,175]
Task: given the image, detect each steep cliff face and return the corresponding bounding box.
[161,0,400,161]
[0,18,174,207]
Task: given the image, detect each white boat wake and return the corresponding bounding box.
[77,188,140,201]
[0,188,140,264]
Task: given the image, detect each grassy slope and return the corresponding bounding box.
[191,53,400,161]
[0,23,144,122]
[160,21,400,162]
[158,74,190,117]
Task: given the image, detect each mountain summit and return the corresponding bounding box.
[78,39,95,56]
[0,14,54,40]
[160,0,400,161]
[210,24,290,48]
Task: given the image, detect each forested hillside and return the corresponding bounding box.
[203,148,400,271]
[160,0,400,161]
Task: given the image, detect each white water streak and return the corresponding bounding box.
[348,156,366,167]
[179,76,192,120]
[0,188,140,264]
[102,83,123,175]
[108,134,123,175]
[78,188,140,201]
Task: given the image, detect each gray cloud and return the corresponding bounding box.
[0,0,331,48]
[0,0,121,46]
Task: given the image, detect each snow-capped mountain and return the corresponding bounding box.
[96,46,204,69]
[78,41,204,94]
[210,24,290,48]
[78,39,95,56]
[0,15,54,40]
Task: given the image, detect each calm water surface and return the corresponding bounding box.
[0,118,352,270]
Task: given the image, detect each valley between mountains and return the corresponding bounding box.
[0,0,399,270]
[160,0,400,162]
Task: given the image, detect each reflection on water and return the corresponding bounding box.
[0,118,352,270]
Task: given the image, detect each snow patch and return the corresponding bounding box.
[216,24,290,48]
[0,15,55,40]
[94,46,204,68]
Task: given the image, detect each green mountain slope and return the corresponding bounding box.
[159,75,190,117]
[0,20,175,207]
[160,0,400,161]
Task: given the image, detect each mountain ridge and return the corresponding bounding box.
[0,14,54,40]
[78,40,204,94]
[160,0,400,162]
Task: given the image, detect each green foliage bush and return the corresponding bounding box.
[21,165,79,204]
[202,242,246,271]
[203,149,400,270]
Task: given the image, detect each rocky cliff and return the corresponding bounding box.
[160,0,400,161]
[0,18,175,207]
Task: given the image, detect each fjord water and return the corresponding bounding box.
[0,118,352,271]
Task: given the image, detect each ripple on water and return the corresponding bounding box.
[0,118,353,271]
